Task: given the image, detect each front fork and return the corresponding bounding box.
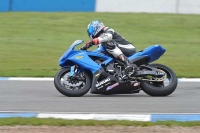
[69,65,84,81]
[70,66,76,77]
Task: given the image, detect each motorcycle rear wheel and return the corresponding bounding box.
[141,64,178,96]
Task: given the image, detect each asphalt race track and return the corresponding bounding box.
[0,81,200,113]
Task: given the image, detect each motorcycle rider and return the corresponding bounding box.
[83,20,136,73]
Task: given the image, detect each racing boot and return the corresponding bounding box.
[118,54,136,74]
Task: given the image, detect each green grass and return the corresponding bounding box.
[0,118,200,127]
[0,12,200,77]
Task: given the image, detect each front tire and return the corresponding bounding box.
[54,68,92,97]
[141,64,178,96]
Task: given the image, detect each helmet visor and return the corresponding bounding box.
[87,26,94,38]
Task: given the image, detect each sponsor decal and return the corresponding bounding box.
[95,73,100,77]
[105,82,111,86]
[106,82,119,91]
[97,85,104,89]
[75,56,83,59]
[134,82,139,86]
[96,78,110,88]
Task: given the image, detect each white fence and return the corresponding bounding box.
[96,0,200,14]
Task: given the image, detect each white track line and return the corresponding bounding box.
[37,113,151,121]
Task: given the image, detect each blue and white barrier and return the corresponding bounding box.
[0,77,54,81]
[1,112,200,122]
[0,0,200,14]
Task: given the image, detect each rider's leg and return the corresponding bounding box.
[104,41,135,73]
[118,54,135,73]
[117,43,136,56]
[117,43,137,73]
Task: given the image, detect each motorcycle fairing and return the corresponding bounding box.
[59,40,113,73]
[59,40,83,67]
[59,40,165,75]
[128,45,166,63]
[90,69,140,94]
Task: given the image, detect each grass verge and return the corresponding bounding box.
[0,118,200,127]
[0,13,200,77]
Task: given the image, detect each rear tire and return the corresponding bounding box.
[141,64,178,96]
[54,68,92,97]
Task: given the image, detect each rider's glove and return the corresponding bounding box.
[92,38,99,45]
[82,41,94,50]
[81,38,99,50]
[87,38,99,46]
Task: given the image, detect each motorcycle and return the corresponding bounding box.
[54,40,178,97]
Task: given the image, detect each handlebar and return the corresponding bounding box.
[80,41,94,50]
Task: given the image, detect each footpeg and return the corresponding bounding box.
[124,65,133,73]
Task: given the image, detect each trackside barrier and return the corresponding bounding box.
[1,112,200,122]
[0,0,200,14]
[0,0,95,12]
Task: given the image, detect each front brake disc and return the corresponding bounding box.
[63,73,83,87]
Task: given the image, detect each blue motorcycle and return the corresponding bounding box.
[54,40,177,97]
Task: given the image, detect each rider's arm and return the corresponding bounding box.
[92,28,115,44]
[98,28,114,43]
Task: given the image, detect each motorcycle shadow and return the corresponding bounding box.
[83,94,150,97]
[84,93,175,97]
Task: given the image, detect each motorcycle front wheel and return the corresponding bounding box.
[54,68,92,97]
[141,64,178,96]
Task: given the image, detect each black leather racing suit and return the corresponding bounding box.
[97,27,136,58]
[96,27,136,73]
